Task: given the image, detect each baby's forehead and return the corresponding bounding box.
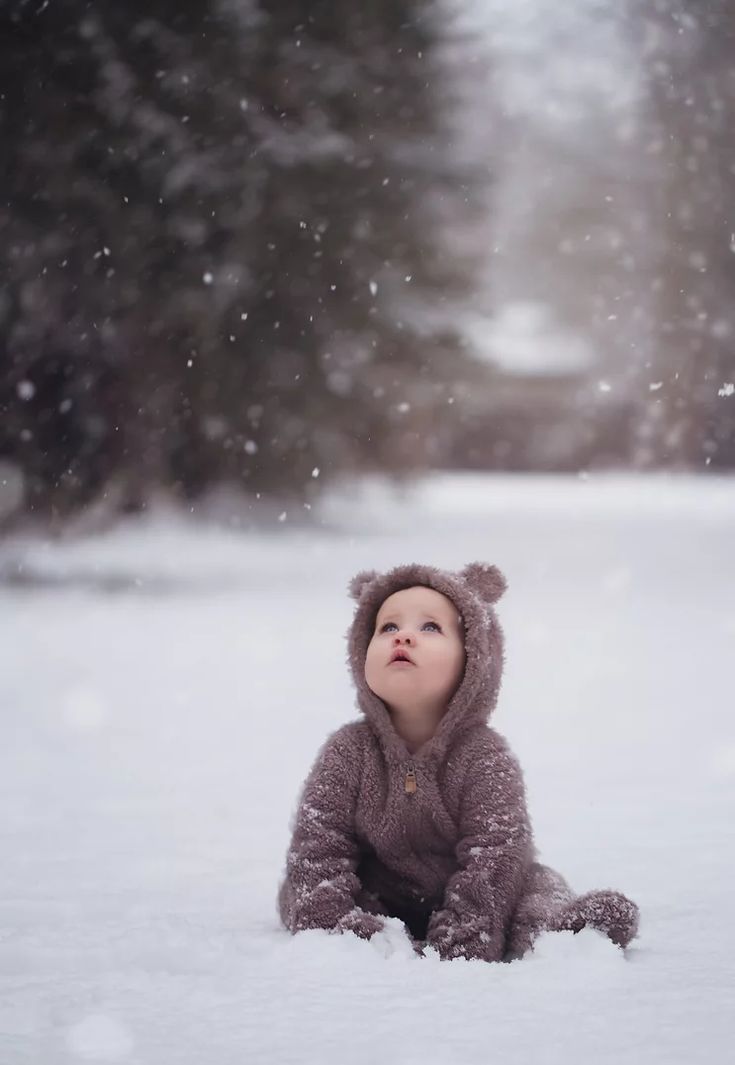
[376,586,459,621]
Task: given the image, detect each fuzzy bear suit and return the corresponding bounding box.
[277,561,640,961]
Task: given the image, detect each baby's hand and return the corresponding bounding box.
[334,907,385,940]
[426,909,503,962]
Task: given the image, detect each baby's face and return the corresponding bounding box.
[364,586,466,714]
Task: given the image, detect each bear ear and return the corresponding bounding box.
[348,569,380,602]
[460,562,507,605]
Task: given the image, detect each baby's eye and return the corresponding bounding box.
[378,620,441,633]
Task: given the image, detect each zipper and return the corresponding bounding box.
[404,762,417,794]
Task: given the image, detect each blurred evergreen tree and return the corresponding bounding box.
[634,0,735,469]
[0,0,485,522]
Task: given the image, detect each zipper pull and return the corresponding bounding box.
[404,763,417,794]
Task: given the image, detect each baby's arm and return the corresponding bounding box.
[278,729,384,940]
[426,733,533,961]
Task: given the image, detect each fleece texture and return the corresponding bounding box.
[277,562,639,961]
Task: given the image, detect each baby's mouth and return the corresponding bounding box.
[389,652,415,665]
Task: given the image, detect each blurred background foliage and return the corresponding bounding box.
[0,0,733,527]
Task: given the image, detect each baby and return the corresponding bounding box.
[277,561,639,961]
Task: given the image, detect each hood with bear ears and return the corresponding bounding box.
[345,561,508,765]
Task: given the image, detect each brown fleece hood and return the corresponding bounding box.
[345,561,508,766]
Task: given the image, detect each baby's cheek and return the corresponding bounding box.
[364,651,379,689]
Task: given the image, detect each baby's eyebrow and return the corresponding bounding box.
[378,613,442,623]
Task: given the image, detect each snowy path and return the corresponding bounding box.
[1,474,734,1064]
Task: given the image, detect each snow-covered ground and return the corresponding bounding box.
[1,472,734,1065]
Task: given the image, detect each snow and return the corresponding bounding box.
[1,472,734,1064]
[464,301,596,376]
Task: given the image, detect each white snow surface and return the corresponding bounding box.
[2,472,734,1064]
